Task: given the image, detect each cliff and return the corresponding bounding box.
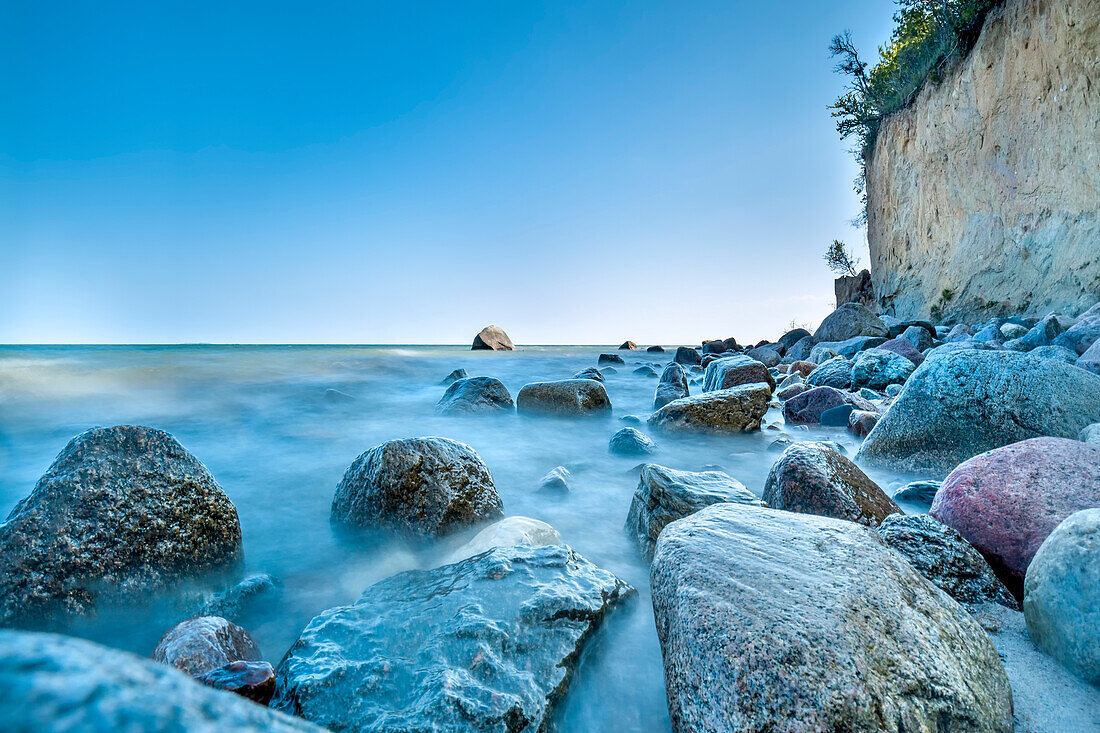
[866,0,1100,321]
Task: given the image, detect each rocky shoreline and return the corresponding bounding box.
[1,308,1099,731]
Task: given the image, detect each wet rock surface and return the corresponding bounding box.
[701,354,775,392]
[152,615,262,676]
[608,427,657,456]
[445,516,562,564]
[436,376,515,414]
[813,302,889,342]
[472,325,514,351]
[804,355,853,388]
[673,346,701,365]
[893,479,941,507]
[272,544,634,732]
[653,362,689,408]
[849,346,915,389]
[516,379,612,417]
[648,384,771,433]
[195,573,280,625]
[196,660,277,705]
[781,385,870,425]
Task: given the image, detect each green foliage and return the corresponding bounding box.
[824,239,859,277]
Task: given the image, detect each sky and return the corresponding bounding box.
[0,0,898,345]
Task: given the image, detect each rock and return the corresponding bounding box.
[651,503,1014,733]
[722,337,740,352]
[1000,323,1029,340]
[819,404,854,427]
[331,437,503,538]
[858,386,881,400]
[1027,344,1079,363]
[847,409,879,437]
[701,340,727,354]
[745,345,780,367]
[573,366,604,382]
[597,353,624,365]
[785,335,816,361]
[775,382,807,401]
[702,354,775,392]
[762,442,899,526]
[1077,337,1100,374]
[196,660,277,705]
[1014,313,1068,351]
[601,366,618,374]
[653,363,689,408]
[1053,303,1100,355]
[673,346,702,365]
[152,616,262,676]
[516,379,612,417]
[828,335,889,358]
[879,336,925,366]
[648,384,771,434]
[899,324,936,351]
[272,545,633,731]
[619,414,642,425]
[0,631,323,732]
[894,480,942,507]
[849,347,916,389]
[877,514,1018,610]
[856,349,1100,475]
[833,269,875,309]
[618,341,638,350]
[608,427,657,456]
[196,574,279,625]
[804,355,853,389]
[444,516,562,564]
[885,382,903,397]
[778,328,812,351]
[440,368,468,385]
[1024,508,1100,684]
[1080,423,1100,445]
[0,426,242,626]
[946,324,974,341]
[813,302,889,342]
[471,325,514,350]
[781,385,871,425]
[632,365,658,377]
[808,343,840,364]
[538,466,571,493]
[625,464,763,559]
[788,359,816,377]
[646,345,665,352]
[436,376,514,415]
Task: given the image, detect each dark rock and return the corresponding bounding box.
[272,545,634,731]
[813,302,888,342]
[819,404,854,427]
[1053,303,1100,355]
[674,346,702,365]
[888,320,937,339]
[702,354,775,392]
[632,365,658,377]
[331,437,503,538]
[899,324,935,352]
[516,379,612,417]
[1013,313,1068,351]
[701,340,727,355]
[847,409,879,437]
[196,574,279,625]
[646,345,665,352]
[436,376,514,415]
[849,347,916,389]
[781,386,871,425]
[196,660,277,705]
[618,341,638,350]
[538,466,571,493]
[833,269,874,309]
[440,368,468,386]
[608,427,657,456]
[788,359,816,377]
[879,336,925,366]
[785,335,816,361]
[804,355,853,389]
[894,480,942,507]
[654,363,689,409]
[598,353,625,365]
[573,366,605,382]
[648,384,771,434]
[471,325,514,351]
[722,337,740,352]
[778,328,812,351]
[745,345,781,367]
[152,616,262,677]
[0,426,242,627]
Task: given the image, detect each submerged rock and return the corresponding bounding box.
[444,516,562,564]
[440,368,468,385]
[0,425,243,627]
[813,302,889,342]
[471,325,514,351]
[516,379,612,417]
[538,466,572,493]
[701,354,775,392]
[196,660,277,705]
[608,427,657,456]
[152,616,262,676]
[196,574,279,625]
[632,365,658,377]
[272,545,634,731]
[648,384,770,434]
[573,366,604,382]
[331,437,503,538]
[653,362,689,408]
[436,376,514,414]
[646,345,665,352]
[894,480,941,507]
[598,353,625,365]
[651,503,1013,733]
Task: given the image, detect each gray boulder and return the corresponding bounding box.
[654,363,689,408]
[1054,303,1100,355]
[702,354,775,392]
[785,335,816,361]
[1027,345,1079,364]
[516,379,612,417]
[805,355,853,389]
[0,426,242,627]
[946,324,974,341]
[1077,338,1100,375]
[152,616,262,676]
[272,545,633,731]
[857,350,1100,475]
[808,343,840,364]
[573,366,604,382]
[745,345,781,367]
[813,302,889,342]
[849,347,916,390]
[331,437,503,538]
[648,384,771,434]
[608,427,656,456]
[598,353,624,365]
[900,324,935,351]
[1000,323,1029,340]
[436,376,514,414]
[674,346,702,365]
[538,466,571,492]
[1080,423,1100,445]
[471,325,514,350]
[1014,313,1069,351]
[893,480,941,507]
[624,464,763,559]
[651,503,1013,733]
[778,328,811,351]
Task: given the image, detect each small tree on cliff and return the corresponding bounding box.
[824,240,859,277]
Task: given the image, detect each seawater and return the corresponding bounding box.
[0,344,923,731]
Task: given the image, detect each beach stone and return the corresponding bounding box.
[850,347,916,389]
[538,466,571,493]
[781,385,870,425]
[1077,338,1100,375]
[646,345,665,352]
[946,324,974,341]
[440,368,468,385]
[877,514,1018,611]
[471,325,514,351]
[856,349,1100,475]
[436,376,514,415]
[813,302,889,342]
[702,354,775,392]
[196,574,279,625]
[674,346,702,365]
[832,335,889,357]
[654,362,689,408]
[608,427,657,456]
[788,360,816,377]
[0,426,242,627]
[651,503,1013,733]
[900,324,935,351]
[931,437,1100,595]
[1014,313,1068,351]
[633,365,658,377]
[762,442,899,526]
[624,464,764,559]
[702,340,727,355]
[1080,423,1100,445]
[272,545,633,732]
[819,404,853,427]
[618,341,638,350]
[778,328,811,351]
[847,409,879,437]
[444,516,562,564]
[808,344,840,364]
[894,480,942,507]
[331,437,503,538]
[597,353,624,365]
[152,616,262,677]
[1054,303,1100,355]
[196,660,277,705]
[805,355,853,389]
[1000,323,1028,340]
[1024,508,1100,684]
[777,371,802,388]
[745,345,780,367]
[0,630,324,732]
[785,336,816,362]
[885,382,903,397]
[516,379,612,417]
[573,366,604,382]
[1027,344,1079,363]
[879,336,925,366]
[648,384,770,434]
[775,382,807,401]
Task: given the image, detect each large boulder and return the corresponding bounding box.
[900,324,936,352]
[849,347,916,389]
[785,335,817,361]
[597,353,624,365]
[0,426,242,627]
[618,340,638,350]
[435,376,514,414]
[1013,313,1068,351]
[781,385,871,425]
[331,437,504,538]
[804,355,853,389]
[624,464,764,559]
[701,354,775,392]
[673,346,702,365]
[152,616,262,676]
[651,504,1013,732]
[471,325,514,350]
[608,427,657,456]
[516,379,612,416]
[856,350,1100,475]
[813,302,888,342]
[648,384,770,434]
[444,516,562,564]
[1054,302,1100,355]
[878,336,925,366]
[272,545,633,731]
[745,345,781,367]
[0,630,323,732]
[653,363,689,408]
[762,442,899,526]
[930,437,1100,594]
[1024,508,1100,684]
[778,328,811,351]
[1077,337,1100,375]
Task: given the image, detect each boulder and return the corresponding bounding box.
[573,366,604,382]
[1024,508,1100,684]
[701,340,727,355]
[618,341,638,350]
[653,363,689,408]
[331,437,504,538]
[0,426,242,626]
[1080,423,1100,445]
[775,382,807,401]
[781,385,871,425]
[1077,338,1100,375]
[1027,344,1079,363]
[597,353,624,365]
[788,359,816,377]
[471,325,514,351]
[435,376,514,415]
[833,269,874,309]
[856,350,1100,475]
[876,514,1017,611]
[537,466,571,493]
[745,345,780,367]
[651,504,1013,733]
[272,545,633,732]
[624,464,764,558]
[813,302,888,342]
[646,345,665,352]
[785,335,816,361]
[516,379,612,417]
[824,335,889,358]
[930,437,1100,594]
[1014,313,1068,351]
[849,347,916,390]
[946,324,974,342]
[808,344,840,364]
[804,356,853,389]
[778,328,812,351]
[819,404,854,427]
[762,442,899,526]
[722,337,740,352]
[702,354,775,392]
[878,336,925,366]
[0,631,323,732]
[847,409,879,437]
[444,516,562,564]
[1000,323,1028,340]
[632,365,658,377]
[900,324,935,351]
[648,384,770,434]
[152,616,262,677]
[1053,302,1100,354]
[196,574,279,626]
[196,660,277,705]
[440,368,468,385]
[894,480,941,507]
[674,346,702,365]
[608,427,657,456]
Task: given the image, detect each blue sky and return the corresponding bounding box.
[0,1,896,344]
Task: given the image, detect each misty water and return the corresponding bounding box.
[0,345,926,731]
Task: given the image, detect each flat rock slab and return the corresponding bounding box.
[273,544,634,732]
[651,503,1013,733]
[516,379,612,417]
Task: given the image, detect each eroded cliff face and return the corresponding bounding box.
[867,0,1100,321]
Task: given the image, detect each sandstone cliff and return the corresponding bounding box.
[866,0,1100,321]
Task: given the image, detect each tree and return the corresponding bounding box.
[824,240,859,277]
